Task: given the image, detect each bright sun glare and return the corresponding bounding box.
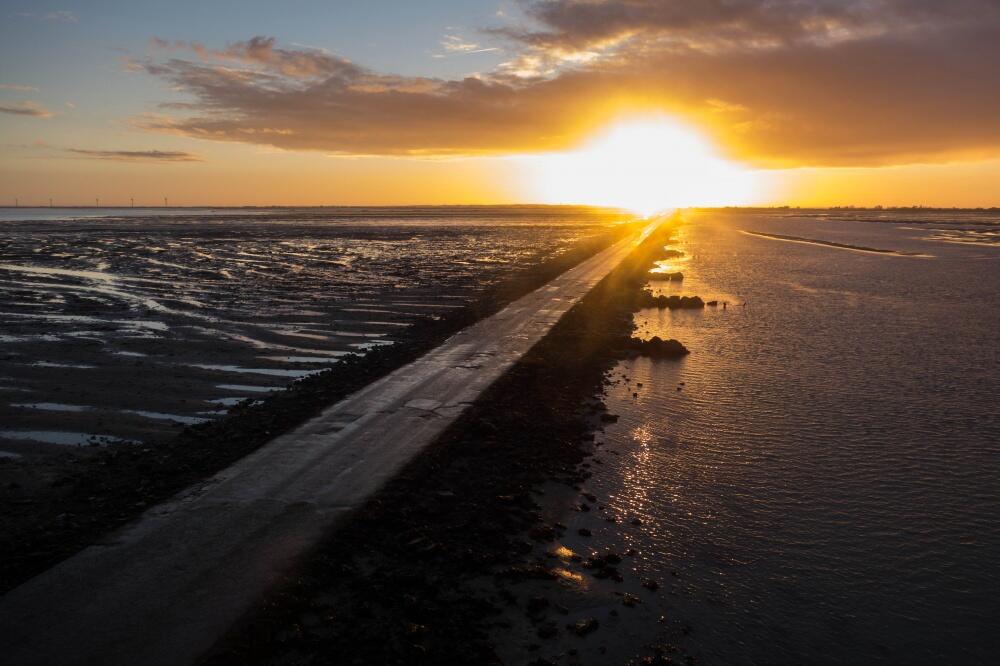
[523,117,760,215]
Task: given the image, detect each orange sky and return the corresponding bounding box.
[2,1,999,208]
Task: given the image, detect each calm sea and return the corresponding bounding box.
[590,210,1000,663]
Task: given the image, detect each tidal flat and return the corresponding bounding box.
[0,206,623,454]
[0,206,632,590]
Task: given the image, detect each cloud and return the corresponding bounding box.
[499,0,997,54]
[0,101,55,117]
[65,149,203,162]
[0,84,39,92]
[440,35,500,54]
[135,1,1000,166]
[150,35,365,79]
[43,10,77,23]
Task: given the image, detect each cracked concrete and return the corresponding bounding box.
[0,220,658,666]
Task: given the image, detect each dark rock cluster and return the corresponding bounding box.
[626,336,690,359]
[636,290,705,310]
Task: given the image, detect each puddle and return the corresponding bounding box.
[0,334,59,343]
[349,340,394,350]
[258,355,339,364]
[193,364,317,378]
[122,410,209,425]
[9,402,89,412]
[328,330,389,338]
[0,262,160,284]
[0,430,119,446]
[208,397,254,406]
[215,384,282,393]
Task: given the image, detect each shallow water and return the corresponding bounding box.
[589,210,1000,663]
[0,206,623,448]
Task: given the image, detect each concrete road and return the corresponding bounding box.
[0,220,657,666]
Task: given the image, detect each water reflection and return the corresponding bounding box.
[589,210,1000,663]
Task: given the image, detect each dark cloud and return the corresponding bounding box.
[66,149,202,162]
[136,1,1000,165]
[501,0,998,52]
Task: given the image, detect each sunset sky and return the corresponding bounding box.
[2,0,999,209]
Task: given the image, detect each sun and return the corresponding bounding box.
[521,116,760,215]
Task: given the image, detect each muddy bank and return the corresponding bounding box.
[741,229,930,256]
[0,224,632,593]
[203,218,691,664]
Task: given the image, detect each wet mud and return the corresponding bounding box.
[1,210,618,451]
[0,219,631,593]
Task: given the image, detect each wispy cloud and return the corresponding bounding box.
[65,149,203,162]
[11,9,79,23]
[0,101,55,118]
[0,84,39,92]
[43,10,78,23]
[440,35,500,54]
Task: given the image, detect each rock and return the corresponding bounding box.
[706,300,718,306]
[578,527,592,537]
[649,271,684,281]
[642,578,660,591]
[626,336,689,359]
[622,593,641,607]
[635,290,705,310]
[569,618,600,636]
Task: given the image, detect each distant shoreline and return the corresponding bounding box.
[3,204,999,212]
